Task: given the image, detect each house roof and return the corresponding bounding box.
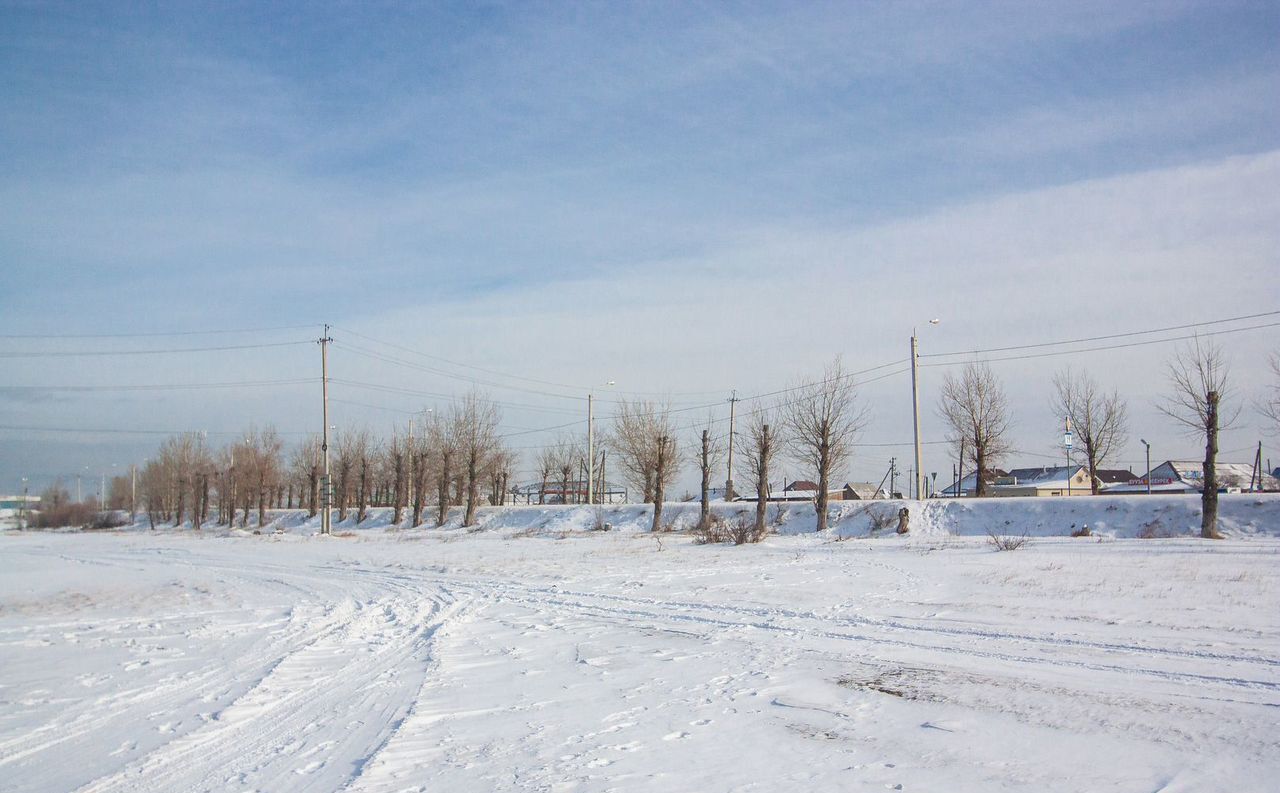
[842,482,884,499]
[1094,469,1135,484]
[1116,461,1279,491]
[784,480,818,492]
[938,469,1009,495]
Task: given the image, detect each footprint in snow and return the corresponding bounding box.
[662,731,690,741]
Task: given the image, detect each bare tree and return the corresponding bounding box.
[334,427,372,524]
[783,358,869,531]
[937,362,1012,497]
[1260,351,1280,433]
[356,434,380,524]
[535,445,557,504]
[696,425,725,531]
[385,431,407,525]
[651,433,678,532]
[550,434,584,505]
[1159,339,1237,539]
[1051,367,1129,494]
[610,400,681,509]
[453,392,502,527]
[290,436,322,519]
[739,409,782,536]
[430,414,457,527]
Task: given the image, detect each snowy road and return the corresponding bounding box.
[2,530,1278,792]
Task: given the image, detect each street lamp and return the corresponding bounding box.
[19,477,28,529]
[910,319,940,501]
[587,381,615,505]
[1140,439,1151,495]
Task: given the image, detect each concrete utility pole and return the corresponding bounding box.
[587,381,615,506]
[319,325,333,536]
[911,333,922,503]
[911,320,939,504]
[725,390,738,502]
[889,457,898,499]
[1064,416,1073,497]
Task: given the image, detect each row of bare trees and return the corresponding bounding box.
[936,339,1255,538]
[119,392,512,529]
[76,343,1276,540]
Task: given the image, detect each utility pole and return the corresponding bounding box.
[407,416,414,510]
[725,390,738,502]
[587,392,595,505]
[889,457,898,499]
[19,477,28,529]
[587,381,614,506]
[1064,416,1073,497]
[958,438,966,498]
[910,333,922,503]
[319,325,333,536]
[131,464,137,519]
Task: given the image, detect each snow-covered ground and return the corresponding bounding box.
[2,497,1279,792]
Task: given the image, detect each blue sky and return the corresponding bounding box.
[2,1,1278,493]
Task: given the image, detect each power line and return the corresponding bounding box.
[329,378,585,416]
[920,321,1280,368]
[923,309,1280,359]
[0,323,320,340]
[331,325,729,398]
[0,378,316,393]
[0,340,314,358]
[0,423,315,437]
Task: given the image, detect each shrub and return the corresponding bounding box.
[986,529,1029,551]
[866,506,896,533]
[692,511,765,545]
[33,502,95,529]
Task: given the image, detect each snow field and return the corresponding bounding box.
[1,497,1278,792]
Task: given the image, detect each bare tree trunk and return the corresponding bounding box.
[437,451,452,527]
[175,478,185,528]
[975,444,987,498]
[357,457,369,524]
[816,440,830,532]
[308,466,318,518]
[755,426,770,535]
[257,474,267,528]
[464,449,479,526]
[651,438,667,532]
[1202,390,1222,539]
[699,430,711,531]
[200,474,210,526]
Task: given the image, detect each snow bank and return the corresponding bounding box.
[58,493,1280,539]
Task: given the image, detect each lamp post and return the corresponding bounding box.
[1140,439,1151,495]
[911,319,940,502]
[587,381,615,505]
[19,477,28,529]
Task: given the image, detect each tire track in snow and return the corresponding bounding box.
[412,574,1279,697]
[64,556,467,793]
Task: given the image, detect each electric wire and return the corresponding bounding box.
[923,310,1280,359]
[0,323,320,340]
[0,340,314,358]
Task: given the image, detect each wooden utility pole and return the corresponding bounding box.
[725,391,738,502]
[320,325,333,536]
